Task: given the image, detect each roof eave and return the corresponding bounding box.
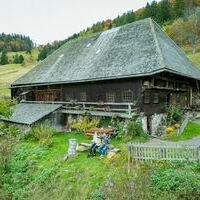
[11,68,167,88]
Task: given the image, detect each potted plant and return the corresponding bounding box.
[105,106,111,112]
[98,100,104,105]
[76,105,82,110]
[89,106,94,111]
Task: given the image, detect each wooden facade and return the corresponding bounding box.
[12,72,198,116]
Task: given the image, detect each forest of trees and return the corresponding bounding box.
[0,33,34,53]
[0,50,25,65]
[37,0,200,61]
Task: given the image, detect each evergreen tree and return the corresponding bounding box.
[13,54,24,64]
[108,23,113,29]
[173,0,185,18]
[140,1,158,20]
[13,54,19,64]
[38,48,47,61]
[125,11,136,23]
[18,55,24,64]
[157,0,172,24]
[0,50,9,65]
[26,48,31,54]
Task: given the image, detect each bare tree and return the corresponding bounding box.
[184,7,200,54]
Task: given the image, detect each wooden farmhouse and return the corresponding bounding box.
[3,18,200,134]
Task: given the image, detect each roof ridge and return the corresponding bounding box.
[149,18,166,70]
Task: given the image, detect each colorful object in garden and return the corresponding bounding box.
[175,124,181,129]
[167,127,173,133]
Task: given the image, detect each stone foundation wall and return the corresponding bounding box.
[192,92,200,105]
[3,110,168,136]
[151,113,166,136]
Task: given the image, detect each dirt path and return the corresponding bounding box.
[145,136,200,146]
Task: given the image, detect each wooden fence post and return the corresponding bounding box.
[127,142,132,174]
[198,145,200,162]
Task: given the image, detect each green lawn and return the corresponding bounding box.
[163,122,200,142]
[1,132,140,200]
[1,131,200,200]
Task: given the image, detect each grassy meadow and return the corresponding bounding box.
[0,48,39,98]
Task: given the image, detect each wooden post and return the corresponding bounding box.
[190,87,193,106]
[83,103,86,111]
[151,77,155,87]
[128,104,131,116]
[198,145,200,162]
[68,139,77,157]
[127,142,132,174]
[196,80,199,90]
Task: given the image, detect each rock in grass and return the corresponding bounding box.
[62,154,69,161]
[77,145,89,152]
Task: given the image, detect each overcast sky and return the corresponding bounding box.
[0,0,156,45]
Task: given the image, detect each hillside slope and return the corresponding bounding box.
[0,48,39,98]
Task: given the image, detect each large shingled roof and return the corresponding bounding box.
[1,103,62,125]
[12,18,200,87]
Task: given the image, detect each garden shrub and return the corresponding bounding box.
[5,125,22,136]
[26,125,55,147]
[0,121,7,136]
[0,99,16,119]
[165,105,183,125]
[103,165,176,200]
[0,144,57,200]
[70,116,99,130]
[27,125,55,140]
[0,134,18,172]
[150,168,200,199]
[39,137,53,148]
[98,117,112,127]
[127,121,147,138]
[87,189,105,200]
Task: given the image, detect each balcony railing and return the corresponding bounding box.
[21,100,139,117]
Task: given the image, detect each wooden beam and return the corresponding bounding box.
[151,77,155,87]
[196,80,199,90]
[190,87,193,106]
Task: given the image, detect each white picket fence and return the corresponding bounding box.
[128,143,200,162]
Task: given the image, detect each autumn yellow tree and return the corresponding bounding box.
[165,7,200,53]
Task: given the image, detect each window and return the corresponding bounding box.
[144,92,150,104]
[123,90,133,102]
[168,82,174,89]
[154,79,166,87]
[153,93,159,104]
[65,93,73,101]
[79,92,87,102]
[106,92,115,102]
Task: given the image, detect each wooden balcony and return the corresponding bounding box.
[21,100,139,119]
